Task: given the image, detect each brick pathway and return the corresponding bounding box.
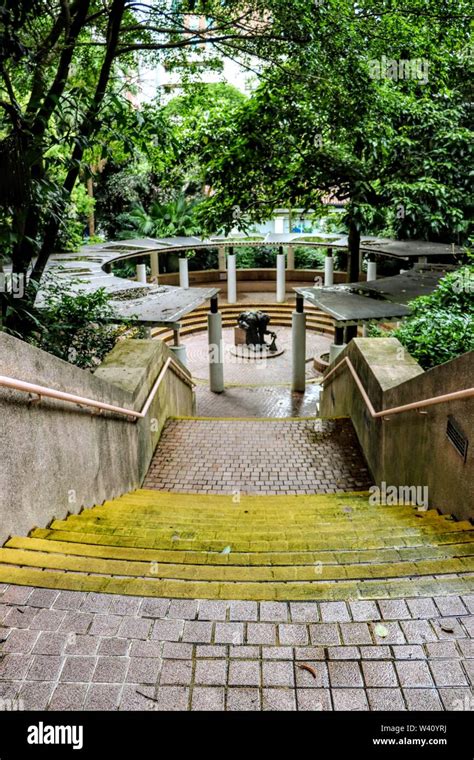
[144,419,372,494]
[195,384,321,418]
[1,586,472,711]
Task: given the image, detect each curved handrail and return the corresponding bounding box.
[0,356,195,422]
[321,356,474,419]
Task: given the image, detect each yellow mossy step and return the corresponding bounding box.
[0,564,471,601]
[7,536,474,567]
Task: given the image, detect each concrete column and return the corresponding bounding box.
[179,256,189,288]
[274,216,285,234]
[367,260,377,281]
[136,263,147,284]
[208,296,224,393]
[292,294,306,392]
[169,328,187,367]
[218,245,226,271]
[329,324,346,364]
[276,248,286,303]
[345,324,358,343]
[287,245,295,270]
[150,251,159,282]
[324,248,334,287]
[227,249,237,303]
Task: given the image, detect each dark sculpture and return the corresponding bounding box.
[237,310,278,352]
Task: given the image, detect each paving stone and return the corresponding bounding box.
[2,629,39,653]
[340,623,373,645]
[0,654,32,680]
[279,624,309,646]
[26,655,63,681]
[332,688,369,711]
[309,623,340,646]
[228,660,260,687]
[438,687,474,711]
[59,656,96,683]
[262,688,296,711]
[320,602,350,622]
[294,646,326,660]
[461,595,474,614]
[350,601,380,622]
[109,597,141,616]
[396,661,434,688]
[290,603,320,623]
[367,688,406,711]
[196,645,227,658]
[139,599,170,618]
[29,608,65,632]
[160,659,193,686]
[182,621,213,644]
[119,684,157,711]
[118,617,152,640]
[28,589,59,609]
[58,612,93,634]
[80,593,112,613]
[359,646,391,660]
[378,600,411,620]
[2,586,33,605]
[371,621,405,644]
[0,681,21,700]
[198,601,228,621]
[425,641,459,659]
[362,661,398,687]
[17,681,54,710]
[260,602,288,622]
[93,656,129,683]
[295,661,329,688]
[429,660,468,687]
[64,634,99,656]
[406,598,438,619]
[247,623,277,645]
[49,683,88,710]
[31,632,67,656]
[130,640,163,658]
[191,687,225,711]
[400,620,435,644]
[84,684,121,711]
[229,601,258,622]
[168,600,199,620]
[215,622,244,645]
[262,646,293,660]
[154,685,190,711]
[126,657,161,685]
[53,591,87,611]
[262,661,294,688]
[226,687,260,711]
[461,616,474,637]
[194,659,227,686]
[434,596,468,617]
[98,638,130,656]
[297,688,332,711]
[392,645,425,660]
[435,618,467,640]
[4,607,38,629]
[328,661,363,688]
[403,689,444,711]
[457,640,474,658]
[89,615,122,637]
[327,647,360,660]
[152,619,184,642]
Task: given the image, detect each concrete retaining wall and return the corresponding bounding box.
[0,334,194,543]
[319,339,474,520]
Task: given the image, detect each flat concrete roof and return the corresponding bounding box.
[295,287,411,324]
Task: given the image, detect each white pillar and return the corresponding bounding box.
[208,310,224,393]
[292,308,306,392]
[179,257,189,288]
[367,261,377,281]
[169,344,187,367]
[276,252,286,303]
[150,251,159,282]
[136,263,147,284]
[287,245,295,270]
[227,252,237,303]
[324,256,334,286]
[274,216,285,234]
[218,245,226,271]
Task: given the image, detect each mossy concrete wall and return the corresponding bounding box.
[319,339,473,520]
[0,334,194,543]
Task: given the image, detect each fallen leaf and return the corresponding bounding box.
[374,623,389,638]
[439,622,454,633]
[220,545,232,555]
[297,663,317,679]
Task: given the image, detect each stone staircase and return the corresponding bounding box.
[152,302,336,343]
[0,490,472,600]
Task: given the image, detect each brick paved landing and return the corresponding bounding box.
[144,418,372,495]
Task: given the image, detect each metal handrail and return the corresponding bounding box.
[321,356,474,419]
[0,356,195,422]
